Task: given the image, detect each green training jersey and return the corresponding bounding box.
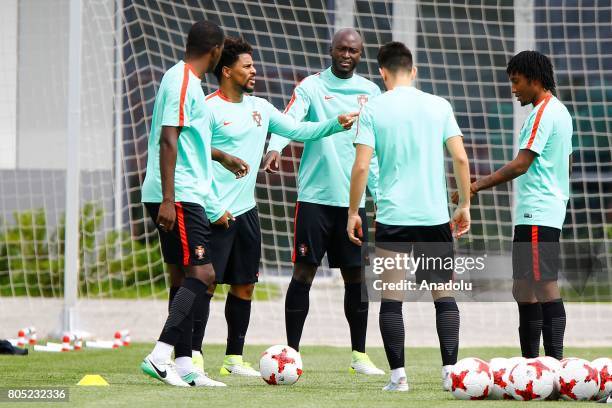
[515,94,573,229]
[354,86,462,226]
[141,61,213,208]
[204,90,345,222]
[267,67,381,207]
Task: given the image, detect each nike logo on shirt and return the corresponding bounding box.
[324,95,334,100]
[223,121,232,126]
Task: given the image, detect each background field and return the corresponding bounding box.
[1,344,610,407]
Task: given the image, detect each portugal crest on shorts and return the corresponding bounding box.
[357,94,368,106]
[298,244,308,256]
[252,110,262,127]
[194,245,205,260]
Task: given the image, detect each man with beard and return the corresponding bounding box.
[263,28,384,375]
[195,36,359,376]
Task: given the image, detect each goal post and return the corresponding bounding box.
[0,0,609,346]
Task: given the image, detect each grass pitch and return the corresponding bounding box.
[1,343,609,407]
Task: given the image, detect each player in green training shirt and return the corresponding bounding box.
[452,51,573,361]
[348,42,471,391]
[191,37,357,377]
[263,28,385,375]
[140,21,248,388]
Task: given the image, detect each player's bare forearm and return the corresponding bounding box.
[472,149,536,193]
[453,155,471,208]
[160,126,180,203]
[211,147,227,163]
[349,145,373,214]
[447,136,471,208]
[211,147,249,178]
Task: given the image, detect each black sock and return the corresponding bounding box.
[434,297,460,366]
[191,292,212,354]
[159,277,207,358]
[225,293,252,356]
[168,286,179,312]
[542,298,566,360]
[285,278,311,351]
[518,302,543,358]
[379,299,404,369]
[344,282,368,353]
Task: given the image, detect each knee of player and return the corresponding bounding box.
[187,263,216,286]
[231,283,255,299]
[534,280,560,302]
[512,279,536,302]
[293,263,317,284]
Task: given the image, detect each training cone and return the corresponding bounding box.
[119,330,130,346]
[61,335,71,352]
[17,330,26,348]
[112,332,122,349]
[77,375,109,386]
[27,327,37,345]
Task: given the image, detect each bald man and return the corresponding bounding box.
[263,28,384,375]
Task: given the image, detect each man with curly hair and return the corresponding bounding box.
[453,50,573,360]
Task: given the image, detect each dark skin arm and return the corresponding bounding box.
[157,126,180,232]
[157,129,249,231]
[212,147,250,178]
[451,149,537,204]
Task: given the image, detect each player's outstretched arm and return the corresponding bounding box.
[212,147,249,179]
[268,104,357,143]
[347,144,373,246]
[451,149,536,205]
[157,126,180,232]
[446,136,471,238]
[263,112,358,174]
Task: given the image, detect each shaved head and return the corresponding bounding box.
[329,28,363,78]
[331,28,363,49]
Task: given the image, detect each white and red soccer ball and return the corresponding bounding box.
[557,358,600,400]
[591,358,612,400]
[260,345,303,385]
[489,358,513,400]
[450,357,493,400]
[506,358,555,400]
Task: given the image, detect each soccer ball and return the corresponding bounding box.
[259,345,303,385]
[557,358,600,400]
[506,358,555,400]
[536,356,562,399]
[489,358,513,400]
[591,357,612,399]
[450,357,493,400]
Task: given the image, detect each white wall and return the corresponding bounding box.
[17,0,114,171]
[0,0,18,169]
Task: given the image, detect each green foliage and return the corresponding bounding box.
[0,203,164,298]
[0,203,281,301]
[0,209,63,297]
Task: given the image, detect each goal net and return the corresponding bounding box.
[0,0,609,346]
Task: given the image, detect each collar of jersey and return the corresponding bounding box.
[323,66,358,85]
[181,60,200,79]
[533,92,553,107]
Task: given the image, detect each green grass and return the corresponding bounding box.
[0,344,610,407]
[1,282,282,301]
